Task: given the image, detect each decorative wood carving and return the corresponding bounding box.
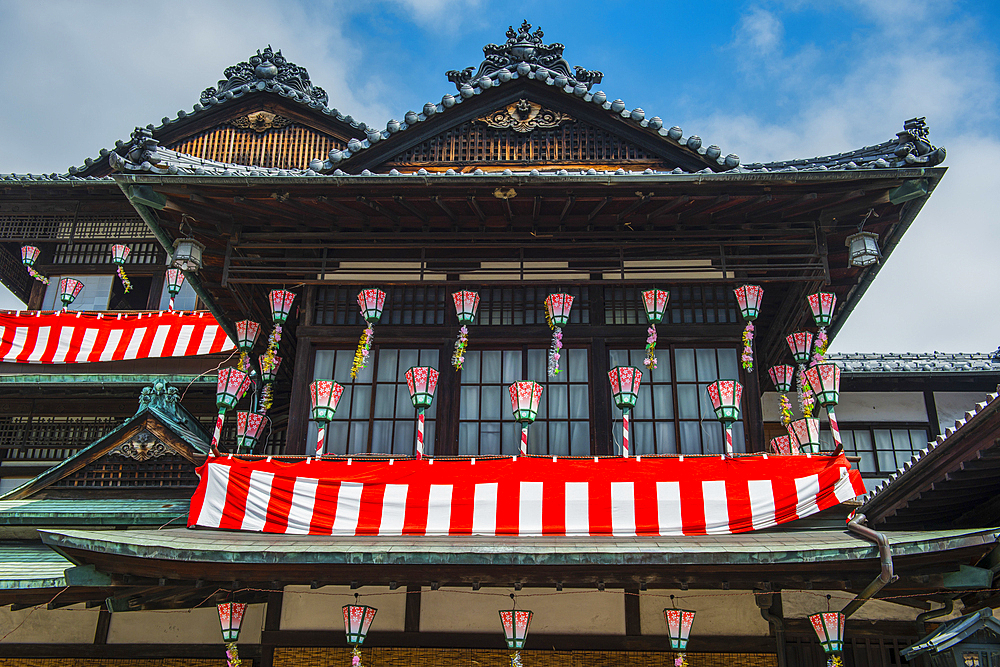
[231,112,293,133]
[479,99,570,133]
[110,430,169,461]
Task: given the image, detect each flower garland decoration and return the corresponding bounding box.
[645,326,658,369]
[812,330,829,365]
[351,324,374,379]
[510,651,522,667]
[257,354,280,414]
[544,293,573,376]
[741,321,755,373]
[452,325,469,369]
[798,368,815,418]
[352,646,362,667]
[807,292,836,366]
[225,642,241,667]
[674,656,688,667]
[779,393,794,426]
[21,246,49,284]
[110,244,132,293]
[827,656,844,667]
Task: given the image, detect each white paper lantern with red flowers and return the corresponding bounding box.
[109,245,132,293]
[217,601,247,643]
[310,380,344,456]
[20,246,48,284]
[165,268,185,310]
[663,607,696,651]
[808,292,837,328]
[210,368,252,455]
[262,291,295,398]
[509,381,544,456]
[357,289,386,324]
[451,290,480,370]
[405,366,439,460]
[734,285,763,373]
[499,607,533,650]
[769,364,797,429]
[608,366,643,457]
[769,435,798,455]
[269,290,296,324]
[788,417,822,453]
[235,411,269,454]
[786,332,814,366]
[809,611,846,655]
[805,363,843,451]
[707,380,743,456]
[343,595,377,646]
[641,289,669,369]
[57,278,85,311]
[544,293,573,376]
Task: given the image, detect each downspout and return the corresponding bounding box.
[915,598,953,635]
[842,512,897,617]
[756,591,788,667]
[121,185,237,343]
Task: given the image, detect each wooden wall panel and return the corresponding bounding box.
[168,125,346,170]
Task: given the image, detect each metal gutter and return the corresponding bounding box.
[756,591,787,667]
[842,512,897,617]
[915,598,954,634]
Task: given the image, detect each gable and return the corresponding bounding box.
[386,98,662,170]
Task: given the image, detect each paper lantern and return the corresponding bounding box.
[217,601,247,643]
[343,600,377,646]
[768,365,796,393]
[510,381,543,423]
[733,285,763,321]
[171,237,205,272]
[20,245,41,267]
[805,363,841,407]
[216,368,252,411]
[269,290,296,324]
[310,380,344,423]
[499,608,533,650]
[788,417,821,453]
[235,321,260,353]
[259,355,281,384]
[235,411,269,453]
[110,244,131,265]
[769,435,798,455]
[707,380,742,424]
[405,367,439,410]
[165,268,185,296]
[809,611,846,654]
[663,608,696,651]
[357,288,386,324]
[452,290,480,324]
[786,331,815,366]
[57,278,85,309]
[807,292,837,328]
[544,293,574,327]
[641,289,670,324]
[608,366,643,410]
[845,231,880,267]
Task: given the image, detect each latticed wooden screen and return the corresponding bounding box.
[389,120,658,166]
[604,285,739,325]
[52,242,164,265]
[0,416,121,461]
[168,124,347,170]
[51,455,200,489]
[0,212,153,241]
[275,648,778,667]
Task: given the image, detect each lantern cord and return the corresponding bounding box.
[180,349,239,402]
[857,208,877,232]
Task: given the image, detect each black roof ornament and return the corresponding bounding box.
[447,20,603,91]
[200,46,329,107]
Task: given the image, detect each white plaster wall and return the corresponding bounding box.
[281,585,405,632]
[762,391,927,422]
[639,590,769,636]
[935,391,991,434]
[107,603,264,644]
[782,591,918,622]
[0,604,98,643]
[420,587,625,635]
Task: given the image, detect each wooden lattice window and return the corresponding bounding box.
[168,124,347,170]
[604,285,739,325]
[389,119,658,166]
[314,286,449,326]
[52,455,199,489]
[52,241,164,265]
[0,416,121,461]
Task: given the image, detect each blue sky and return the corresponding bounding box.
[1,0,999,352]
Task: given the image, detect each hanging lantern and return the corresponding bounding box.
[217,601,247,643]
[805,363,842,451]
[707,380,742,456]
[57,278,85,310]
[768,365,796,393]
[499,607,533,650]
[211,368,251,455]
[259,355,281,385]
[509,381,544,456]
[310,380,344,456]
[810,611,846,655]
[786,331,815,366]
[609,366,642,458]
[263,290,295,390]
[544,293,573,376]
[235,411,269,454]
[663,607,696,651]
[807,292,837,328]
[845,231,880,267]
[269,290,296,324]
[165,268,185,310]
[171,237,205,272]
[20,246,48,284]
[357,288,386,324]
[451,291,480,370]
[769,435,798,455]
[641,289,669,369]
[110,244,131,265]
[343,595,377,646]
[788,417,822,453]
[406,366,439,460]
[235,320,260,372]
[734,285,763,373]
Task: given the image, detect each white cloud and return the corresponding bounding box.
[734,7,785,56]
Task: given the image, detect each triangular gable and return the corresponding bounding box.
[0,383,210,500]
[71,46,368,177]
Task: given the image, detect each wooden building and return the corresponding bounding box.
[0,24,995,667]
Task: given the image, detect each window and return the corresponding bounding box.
[819,425,929,476]
[609,347,744,455]
[311,348,439,456]
[42,274,113,311]
[158,278,199,311]
[458,347,590,456]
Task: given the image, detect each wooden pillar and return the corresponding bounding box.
[404,585,421,633]
[624,588,641,636]
[27,280,46,310]
[742,355,766,453]
[93,608,111,645]
[260,590,284,667]
[286,286,317,455]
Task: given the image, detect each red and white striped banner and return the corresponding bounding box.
[189,454,865,536]
[0,310,235,364]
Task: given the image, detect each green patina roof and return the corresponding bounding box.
[0,499,188,526]
[37,527,998,568]
[0,542,73,589]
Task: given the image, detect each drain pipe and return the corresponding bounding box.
[756,591,787,667]
[915,598,953,635]
[842,512,897,617]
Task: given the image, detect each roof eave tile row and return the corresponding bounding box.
[827,352,1000,374]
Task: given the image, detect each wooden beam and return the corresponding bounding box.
[404,585,421,633]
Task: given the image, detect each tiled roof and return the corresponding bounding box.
[0,542,72,589]
[827,352,999,374]
[0,499,187,525]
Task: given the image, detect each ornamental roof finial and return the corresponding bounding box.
[200,46,328,106]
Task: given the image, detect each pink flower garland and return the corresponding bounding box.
[741,321,755,372]
[797,367,815,417]
[548,328,563,376]
[225,642,241,667]
[812,329,829,365]
[644,325,658,369]
[452,325,469,370]
[25,266,48,284]
[352,646,362,667]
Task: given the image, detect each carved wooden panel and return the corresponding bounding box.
[167,123,346,170]
[52,454,199,489]
[387,118,659,167]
